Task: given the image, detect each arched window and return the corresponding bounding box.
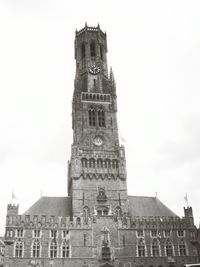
[50,240,57,258]
[179,239,187,256]
[15,240,23,257]
[98,108,105,127]
[137,238,146,257]
[123,235,125,247]
[97,158,103,168]
[81,43,85,59]
[151,238,160,256]
[83,206,90,217]
[112,159,118,169]
[115,206,122,217]
[32,240,40,258]
[90,42,96,57]
[76,217,81,226]
[105,159,111,168]
[89,158,95,168]
[81,158,88,168]
[165,239,173,256]
[100,45,103,60]
[62,240,70,258]
[88,108,96,126]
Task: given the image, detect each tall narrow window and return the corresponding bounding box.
[50,240,57,258]
[15,240,23,257]
[89,158,95,168]
[16,229,23,237]
[81,158,88,168]
[89,108,96,126]
[100,46,103,60]
[90,42,95,57]
[84,234,87,247]
[33,229,41,238]
[97,159,103,168]
[137,238,146,256]
[62,240,70,258]
[165,239,173,256]
[32,240,40,258]
[98,108,105,127]
[81,43,85,59]
[123,235,125,247]
[179,240,187,256]
[151,239,160,256]
[105,159,111,168]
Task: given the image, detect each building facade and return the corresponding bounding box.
[0,238,5,267]
[4,24,200,267]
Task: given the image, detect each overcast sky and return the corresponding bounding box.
[0,0,200,236]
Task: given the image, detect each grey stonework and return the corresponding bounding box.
[4,24,200,267]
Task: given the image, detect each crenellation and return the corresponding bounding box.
[4,24,199,267]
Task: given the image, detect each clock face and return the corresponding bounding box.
[89,65,100,75]
[93,136,103,146]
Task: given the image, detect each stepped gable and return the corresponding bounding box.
[128,196,177,217]
[23,196,71,216]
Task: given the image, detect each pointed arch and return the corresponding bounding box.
[97,158,103,168]
[83,206,90,217]
[115,206,122,217]
[88,107,96,126]
[90,42,96,57]
[89,158,95,168]
[81,158,88,168]
[49,240,57,258]
[112,159,119,169]
[98,107,105,127]
[61,240,70,258]
[100,45,103,60]
[105,159,111,168]
[178,239,187,256]
[151,238,160,256]
[165,239,174,256]
[32,239,41,258]
[15,239,24,257]
[137,238,146,257]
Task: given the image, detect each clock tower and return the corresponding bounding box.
[68,23,128,217]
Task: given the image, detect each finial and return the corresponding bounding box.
[110,67,115,81]
[85,22,87,28]
[97,23,100,28]
[184,193,189,207]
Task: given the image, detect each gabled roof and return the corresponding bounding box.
[23,196,71,217]
[128,196,177,217]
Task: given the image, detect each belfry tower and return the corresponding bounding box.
[4,24,198,267]
[68,24,128,217]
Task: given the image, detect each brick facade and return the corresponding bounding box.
[4,24,200,267]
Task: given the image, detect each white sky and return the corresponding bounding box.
[0,0,200,236]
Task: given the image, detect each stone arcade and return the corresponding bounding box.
[4,24,199,267]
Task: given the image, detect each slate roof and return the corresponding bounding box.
[23,196,71,217]
[128,196,177,217]
[23,195,176,218]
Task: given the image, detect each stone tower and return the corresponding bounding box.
[4,24,199,267]
[68,23,128,217]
